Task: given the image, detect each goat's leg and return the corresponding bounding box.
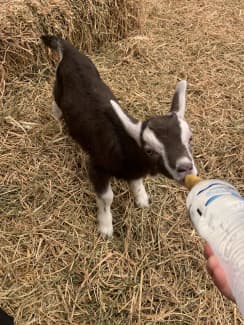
[52,101,63,120]
[129,178,149,208]
[89,164,113,237]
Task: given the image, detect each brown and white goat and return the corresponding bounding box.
[41,35,197,237]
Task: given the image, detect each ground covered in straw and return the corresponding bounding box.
[1,0,244,324]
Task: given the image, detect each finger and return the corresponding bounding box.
[206,256,235,302]
[206,255,220,279]
[206,255,219,271]
[212,266,235,302]
[204,243,214,259]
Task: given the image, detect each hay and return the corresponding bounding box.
[0,0,142,85]
[1,0,244,324]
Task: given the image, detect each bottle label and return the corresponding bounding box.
[205,192,244,206]
[197,183,243,206]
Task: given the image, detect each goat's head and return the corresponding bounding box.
[110,80,197,183]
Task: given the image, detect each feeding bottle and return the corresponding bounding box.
[185,175,244,317]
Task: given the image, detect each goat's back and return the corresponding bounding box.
[51,38,151,179]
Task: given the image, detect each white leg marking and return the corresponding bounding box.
[52,101,63,120]
[129,178,149,208]
[97,183,114,237]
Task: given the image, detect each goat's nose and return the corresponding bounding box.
[176,162,193,173]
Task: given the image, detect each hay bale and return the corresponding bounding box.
[1,0,244,323]
[0,0,142,82]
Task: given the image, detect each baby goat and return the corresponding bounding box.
[41,35,197,237]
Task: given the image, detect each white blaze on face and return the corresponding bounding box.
[110,98,197,181]
[143,117,197,181]
[177,117,197,176]
[142,127,164,152]
[142,126,180,180]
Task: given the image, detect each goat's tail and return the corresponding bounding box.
[41,35,63,56]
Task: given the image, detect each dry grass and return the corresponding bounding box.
[1,0,244,324]
[0,0,142,84]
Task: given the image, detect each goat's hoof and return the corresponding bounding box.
[98,224,113,238]
[135,195,150,208]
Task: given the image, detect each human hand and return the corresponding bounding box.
[204,243,235,302]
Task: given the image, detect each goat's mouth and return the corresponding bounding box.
[174,176,186,186]
[176,168,198,184]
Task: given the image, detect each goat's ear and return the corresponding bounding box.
[170,80,187,118]
[110,100,142,145]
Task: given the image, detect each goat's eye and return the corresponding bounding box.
[188,136,193,151]
[145,148,155,157]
